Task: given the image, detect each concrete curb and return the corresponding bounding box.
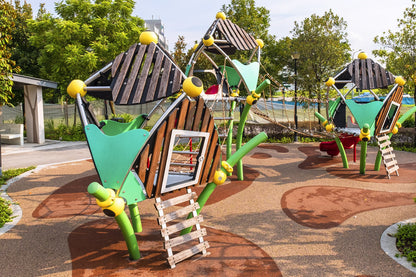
[380,218,416,274]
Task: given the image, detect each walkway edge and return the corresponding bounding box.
[380,217,416,274]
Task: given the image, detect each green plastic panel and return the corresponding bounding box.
[345,100,382,134]
[329,98,341,118]
[219,60,260,91]
[85,124,149,191]
[100,114,147,136]
[119,172,146,204]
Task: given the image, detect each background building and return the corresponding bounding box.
[144,19,168,50]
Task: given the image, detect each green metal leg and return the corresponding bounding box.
[236,104,252,180]
[226,101,237,176]
[129,203,142,233]
[374,151,382,171]
[334,136,348,168]
[181,132,268,235]
[360,141,367,174]
[88,182,141,260]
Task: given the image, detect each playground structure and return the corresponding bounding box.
[67,12,269,268]
[316,52,416,178]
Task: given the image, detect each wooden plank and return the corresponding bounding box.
[200,108,211,133]
[383,153,396,160]
[207,145,222,183]
[381,147,394,155]
[376,135,389,142]
[192,97,205,131]
[367,59,375,89]
[132,43,156,104]
[146,48,166,102]
[385,160,397,168]
[111,52,124,78]
[111,44,137,102]
[354,60,360,88]
[158,202,200,225]
[138,144,149,185]
[155,191,197,210]
[145,121,166,197]
[360,59,368,90]
[160,215,204,237]
[164,228,207,250]
[388,165,400,173]
[154,109,178,197]
[120,44,147,104]
[157,57,173,99]
[199,120,219,184]
[171,67,183,94]
[176,98,190,130]
[167,241,209,266]
[380,66,388,87]
[373,63,382,88]
[219,19,243,50]
[379,141,391,149]
[185,101,197,130]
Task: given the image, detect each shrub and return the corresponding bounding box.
[0,197,13,228]
[394,223,416,267]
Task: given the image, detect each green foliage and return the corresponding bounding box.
[27,0,145,102]
[402,116,415,128]
[44,119,86,141]
[0,166,35,227]
[291,10,351,102]
[394,223,416,267]
[112,113,134,123]
[0,197,13,228]
[0,0,21,105]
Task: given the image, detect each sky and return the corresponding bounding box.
[25,0,412,61]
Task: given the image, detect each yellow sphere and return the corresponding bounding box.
[103,197,125,217]
[325,77,335,87]
[203,35,214,47]
[182,76,203,98]
[192,43,199,52]
[67,79,86,98]
[256,39,264,49]
[246,95,257,105]
[139,31,158,45]
[216,11,226,20]
[358,52,368,59]
[395,76,406,86]
[213,170,227,185]
[392,126,399,134]
[231,89,239,97]
[325,123,334,132]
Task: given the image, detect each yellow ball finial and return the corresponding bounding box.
[192,43,199,51]
[67,79,87,98]
[216,12,226,20]
[203,35,214,47]
[213,170,227,185]
[139,31,158,45]
[395,76,406,86]
[256,39,264,49]
[182,76,203,97]
[358,52,368,59]
[325,77,335,87]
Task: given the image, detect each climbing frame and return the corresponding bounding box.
[155,188,210,268]
[376,134,399,178]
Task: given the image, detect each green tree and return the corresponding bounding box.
[0,0,20,105]
[291,9,351,113]
[172,35,189,72]
[27,0,145,102]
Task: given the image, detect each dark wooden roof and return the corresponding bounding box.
[204,19,258,55]
[335,58,395,90]
[110,43,184,105]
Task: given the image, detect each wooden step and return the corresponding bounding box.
[379,141,391,149]
[167,241,210,267]
[164,228,207,249]
[155,191,197,210]
[376,135,390,142]
[158,203,200,225]
[384,160,398,168]
[161,215,204,237]
[381,147,394,155]
[383,153,396,160]
[387,165,400,174]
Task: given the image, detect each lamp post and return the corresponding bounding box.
[291,52,300,142]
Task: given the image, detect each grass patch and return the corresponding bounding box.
[394,223,416,267]
[0,166,35,228]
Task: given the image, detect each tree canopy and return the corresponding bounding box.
[0,0,20,105]
[27,0,145,101]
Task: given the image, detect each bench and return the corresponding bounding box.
[0,123,24,145]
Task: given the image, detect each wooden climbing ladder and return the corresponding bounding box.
[376,134,399,178]
[155,188,210,268]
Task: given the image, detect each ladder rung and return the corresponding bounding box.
[172,150,198,155]
[161,215,204,237]
[385,160,397,168]
[167,241,209,266]
[164,228,207,249]
[218,133,228,138]
[387,165,400,173]
[379,141,391,148]
[377,135,390,142]
[383,153,396,160]
[170,162,196,167]
[381,147,394,154]
[158,202,200,225]
[155,192,197,210]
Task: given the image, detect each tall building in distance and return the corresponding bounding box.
[144,19,168,50]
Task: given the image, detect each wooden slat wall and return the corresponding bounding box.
[110,43,184,105]
[374,86,404,136]
[135,97,221,198]
[347,58,395,90]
